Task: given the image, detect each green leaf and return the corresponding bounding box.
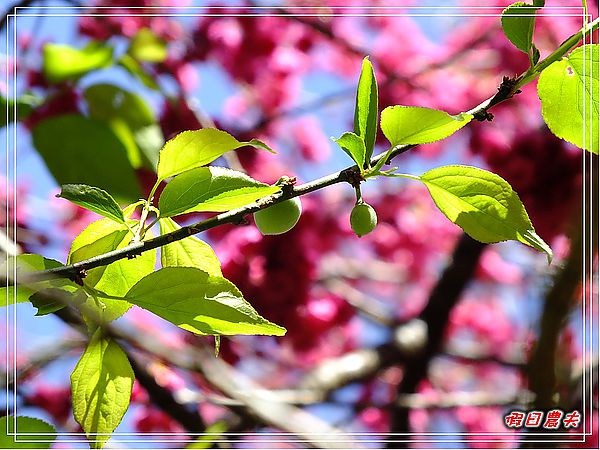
[353,57,378,163]
[71,330,134,449]
[417,165,552,262]
[501,2,538,54]
[58,184,125,223]
[157,129,275,181]
[127,28,168,63]
[533,0,544,5]
[185,421,228,449]
[43,41,113,83]
[69,219,156,323]
[29,288,80,316]
[84,84,160,126]
[84,84,164,170]
[118,54,161,90]
[537,44,599,153]
[134,124,163,170]
[158,166,279,217]
[380,106,473,146]
[0,416,56,449]
[126,267,286,336]
[1,94,41,127]
[31,114,141,202]
[159,218,222,276]
[0,254,80,307]
[333,132,366,169]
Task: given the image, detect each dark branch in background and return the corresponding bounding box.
[128,354,208,433]
[104,322,369,449]
[301,235,485,396]
[528,219,584,411]
[48,296,364,448]
[528,155,598,410]
[50,305,213,438]
[0,338,85,390]
[387,235,486,441]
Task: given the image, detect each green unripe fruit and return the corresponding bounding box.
[254,197,302,235]
[350,202,377,237]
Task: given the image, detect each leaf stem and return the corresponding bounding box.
[393,173,421,182]
[147,179,162,205]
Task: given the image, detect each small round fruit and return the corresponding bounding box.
[254,197,302,236]
[350,202,377,237]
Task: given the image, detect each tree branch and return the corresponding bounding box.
[104,323,368,449]
[12,85,517,284]
[387,235,486,440]
[528,155,598,409]
[13,18,599,286]
[127,353,208,433]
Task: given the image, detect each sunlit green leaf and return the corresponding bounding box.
[160,217,222,276]
[380,106,472,146]
[58,184,125,223]
[71,330,133,449]
[157,129,274,181]
[158,166,279,217]
[0,416,56,449]
[69,219,156,323]
[43,41,113,83]
[353,56,378,163]
[126,267,286,336]
[538,44,599,153]
[417,165,552,262]
[333,131,366,169]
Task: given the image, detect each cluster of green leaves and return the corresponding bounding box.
[2,127,286,448]
[333,57,552,261]
[42,28,167,85]
[501,0,598,152]
[0,28,171,202]
[0,93,41,126]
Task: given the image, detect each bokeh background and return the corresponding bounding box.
[1,0,598,448]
